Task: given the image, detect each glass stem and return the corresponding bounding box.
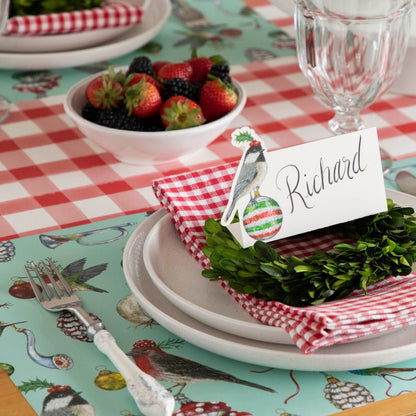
[328,109,364,135]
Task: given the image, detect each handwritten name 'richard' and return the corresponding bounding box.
[275,136,367,213]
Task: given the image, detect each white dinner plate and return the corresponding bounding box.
[0,0,150,53]
[0,0,170,70]
[142,189,416,345]
[123,190,416,371]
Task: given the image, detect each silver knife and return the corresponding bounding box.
[395,170,416,196]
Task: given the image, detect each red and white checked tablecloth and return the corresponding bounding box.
[1,56,416,241]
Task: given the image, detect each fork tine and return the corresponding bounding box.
[48,259,73,296]
[31,262,54,300]
[39,260,64,298]
[24,266,45,302]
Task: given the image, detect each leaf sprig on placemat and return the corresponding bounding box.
[18,378,54,394]
[201,199,416,306]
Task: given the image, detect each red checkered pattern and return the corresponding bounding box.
[4,2,144,36]
[153,163,416,354]
[153,162,352,265]
[244,0,295,32]
[1,57,416,241]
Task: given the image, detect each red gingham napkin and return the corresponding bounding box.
[153,162,416,354]
[3,2,144,36]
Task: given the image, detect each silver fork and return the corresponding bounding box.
[25,259,175,416]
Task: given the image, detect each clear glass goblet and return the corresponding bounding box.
[294,0,412,136]
[0,0,9,123]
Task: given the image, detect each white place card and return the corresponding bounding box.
[221,127,387,248]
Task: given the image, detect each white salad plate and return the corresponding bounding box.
[143,210,293,345]
[123,190,416,371]
[0,0,170,70]
[0,0,150,53]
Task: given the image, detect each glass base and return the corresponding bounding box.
[328,113,364,136]
[379,148,393,176]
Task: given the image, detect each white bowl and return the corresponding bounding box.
[64,68,247,166]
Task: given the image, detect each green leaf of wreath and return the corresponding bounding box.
[202,199,416,306]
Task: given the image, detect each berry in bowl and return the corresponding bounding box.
[64,55,246,166]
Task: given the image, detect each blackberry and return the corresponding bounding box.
[161,78,201,102]
[126,56,153,76]
[209,64,232,84]
[81,102,100,123]
[189,83,202,102]
[96,109,146,131]
[96,109,123,129]
[122,115,147,132]
[143,117,165,132]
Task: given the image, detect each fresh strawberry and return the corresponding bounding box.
[152,60,170,76]
[125,78,162,118]
[127,73,162,91]
[158,62,193,82]
[199,78,237,122]
[160,95,205,130]
[86,67,125,110]
[187,56,213,83]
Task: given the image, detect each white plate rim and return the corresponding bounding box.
[0,0,170,70]
[123,190,416,371]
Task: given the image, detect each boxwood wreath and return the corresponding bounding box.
[201,199,416,307]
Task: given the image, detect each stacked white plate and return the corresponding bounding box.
[123,189,416,371]
[0,0,170,70]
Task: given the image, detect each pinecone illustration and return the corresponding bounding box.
[0,241,15,262]
[323,373,374,410]
[56,311,100,342]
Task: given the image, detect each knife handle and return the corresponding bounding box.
[94,330,175,416]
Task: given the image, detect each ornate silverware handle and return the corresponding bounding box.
[94,330,175,416]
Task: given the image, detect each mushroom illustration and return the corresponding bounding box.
[173,400,252,416]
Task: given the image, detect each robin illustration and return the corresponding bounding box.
[221,139,267,226]
[127,340,276,394]
[41,385,96,416]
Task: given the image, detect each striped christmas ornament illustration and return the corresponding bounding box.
[243,195,283,241]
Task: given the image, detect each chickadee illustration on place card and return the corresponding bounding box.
[223,127,387,248]
[221,127,283,241]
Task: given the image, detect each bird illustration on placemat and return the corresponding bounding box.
[26,258,108,293]
[41,385,96,416]
[127,339,275,395]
